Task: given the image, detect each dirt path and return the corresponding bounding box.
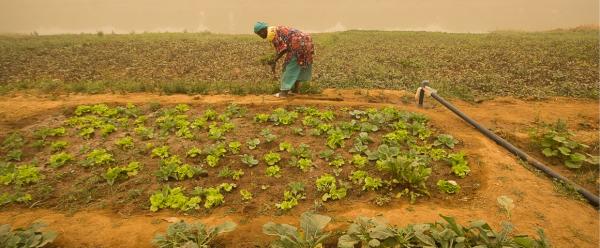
[0,90,598,247]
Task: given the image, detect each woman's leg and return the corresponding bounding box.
[292,63,312,94]
[291,81,300,93]
[280,58,300,92]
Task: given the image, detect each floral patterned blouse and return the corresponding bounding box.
[271,26,314,68]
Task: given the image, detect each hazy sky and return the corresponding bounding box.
[0,0,598,34]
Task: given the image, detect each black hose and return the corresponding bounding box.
[429,92,599,208]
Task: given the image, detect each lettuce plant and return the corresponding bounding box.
[246,138,260,150]
[328,156,345,168]
[261,129,278,143]
[217,183,237,192]
[315,174,347,201]
[254,113,269,123]
[104,162,142,185]
[296,158,313,172]
[174,103,190,113]
[351,154,368,168]
[291,144,312,159]
[115,136,134,150]
[275,182,306,210]
[134,126,154,140]
[156,156,205,181]
[349,170,368,184]
[266,165,281,178]
[192,185,234,209]
[186,147,202,158]
[49,152,73,168]
[50,141,68,152]
[81,149,114,167]
[447,152,470,178]
[434,134,459,149]
[437,180,461,194]
[363,176,383,191]
[264,151,281,166]
[228,141,242,154]
[279,142,293,152]
[151,146,170,159]
[240,189,253,201]
[326,128,347,149]
[202,109,218,121]
[269,108,299,125]
[241,154,259,167]
[318,110,335,121]
[99,123,117,137]
[318,149,334,161]
[190,117,207,130]
[206,155,220,167]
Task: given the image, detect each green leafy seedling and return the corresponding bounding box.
[81,149,115,167]
[279,142,293,152]
[50,141,68,152]
[115,136,134,150]
[151,146,170,159]
[434,134,459,149]
[266,165,281,178]
[49,152,74,168]
[241,154,259,167]
[228,141,242,154]
[264,151,281,166]
[437,179,461,194]
[240,189,253,201]
[247,138,260,150]
[448,151,470,178]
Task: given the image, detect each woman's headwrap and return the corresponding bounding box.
[254,21,268,34]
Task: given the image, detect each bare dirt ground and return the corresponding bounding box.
[0,89,598,248]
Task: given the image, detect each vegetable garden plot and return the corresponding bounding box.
[0,102,481,213]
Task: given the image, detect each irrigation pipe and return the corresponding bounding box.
[415,80,599,208]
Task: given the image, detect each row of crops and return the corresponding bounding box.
[1,211,552,248]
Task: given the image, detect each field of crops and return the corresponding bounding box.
[0,29,599,247]
[0,90,598,247]
[0,29,598,100]
[0,102,479,211]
